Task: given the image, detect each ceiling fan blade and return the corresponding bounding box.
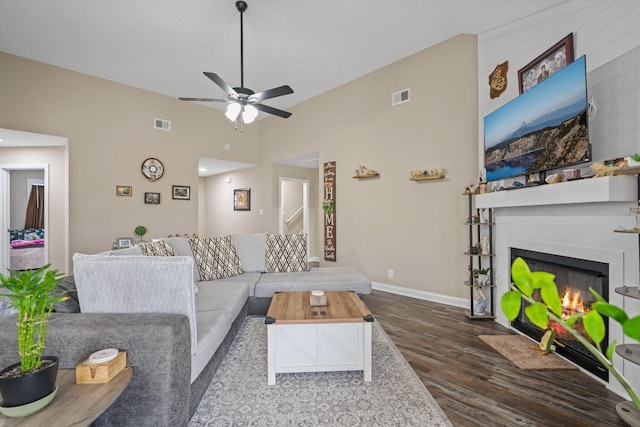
[204,72,238,97]
[250,85,294,102]
[179,97,227,102]
[253,103,292,119]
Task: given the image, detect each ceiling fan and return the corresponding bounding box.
[179,1,293,127]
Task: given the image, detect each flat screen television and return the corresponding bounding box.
[484,55,590,182]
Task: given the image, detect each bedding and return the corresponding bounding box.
[9,228,45,270]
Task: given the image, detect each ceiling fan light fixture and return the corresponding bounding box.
[242,104,258,124]
[225,102,242,121]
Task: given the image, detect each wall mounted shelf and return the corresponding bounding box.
[410,175,445,181]
[353,173,379,179]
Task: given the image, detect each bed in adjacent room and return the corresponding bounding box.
[9,228,45,270]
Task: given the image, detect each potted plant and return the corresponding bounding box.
[473,267,491,286]
[0,264,67,410]
[134,225,147,242]
[502,257,640,422]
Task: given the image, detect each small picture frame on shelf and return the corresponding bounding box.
[116,237,133,248]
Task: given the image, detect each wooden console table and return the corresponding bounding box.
[0,367,132,427]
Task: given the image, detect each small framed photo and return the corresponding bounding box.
[116,237,133,248]
[172,185,190,200]
[116,185,132,196]
[234,188,251,211]
[518,33,574,94]
[144,192,160,204]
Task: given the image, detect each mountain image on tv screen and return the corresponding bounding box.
[484,56,589,182]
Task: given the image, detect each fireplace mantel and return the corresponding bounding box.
[475,175,637,209]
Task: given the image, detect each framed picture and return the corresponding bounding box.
[116,185,132,196]
[172,185,190,200]
[144,192,160,204]
[518,34,574,94]
[234,188,251,211]
[116,237,133,248]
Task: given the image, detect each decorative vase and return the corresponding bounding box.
[474,288,488,314]
[0,356,58,408]
[478,274,490,286]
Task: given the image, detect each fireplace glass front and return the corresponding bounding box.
[510,248,609,381]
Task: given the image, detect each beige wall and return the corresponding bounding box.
[0,52,260,260]
[226,34,479,298]
[0,34,477,299]
[0,146,68,271]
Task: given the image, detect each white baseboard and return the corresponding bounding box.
[371,282,468,309]
[308,256,320,263]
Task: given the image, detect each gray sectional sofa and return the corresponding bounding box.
[0,233,371,426]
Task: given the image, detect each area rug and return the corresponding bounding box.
[479,334,578,371]
[189,317,452,426]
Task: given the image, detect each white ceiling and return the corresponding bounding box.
[0,0,568,174]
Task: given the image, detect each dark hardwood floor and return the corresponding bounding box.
[361,290,627,427]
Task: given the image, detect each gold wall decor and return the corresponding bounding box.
[489,61,508,99]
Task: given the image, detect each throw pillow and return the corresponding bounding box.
[138,240,176,257]
[53,275,81,313]
[266,234,309,273]
[189,236,244,280]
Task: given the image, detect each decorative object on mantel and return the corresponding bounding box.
[518,33,574,94]
[625,154,640,168]
[488,61,508,99]
[463,184,477,194]
[167,233,199,238]
[410,168,444,181]
[502,257,640,420]
[323,161,336,262]
[591,162,618,177]
[353,165,379,179]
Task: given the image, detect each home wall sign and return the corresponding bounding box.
[323,161,336,262]
[489,61,508,99]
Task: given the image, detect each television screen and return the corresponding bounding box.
[484,55,589,182]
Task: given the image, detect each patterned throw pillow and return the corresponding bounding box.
[189,236,244,280]
[138,240,176,257]
[266,234,309,273]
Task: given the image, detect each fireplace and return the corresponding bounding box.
[510,248,609,381]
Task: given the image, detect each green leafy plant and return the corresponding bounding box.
[134,225,147,241]
[474,267,491,275]
[322,200,334,215]
[501,257,640,412]
[0,265,67,374]
[632,153,640,162]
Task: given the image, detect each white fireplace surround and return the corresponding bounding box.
[476,175,640,398]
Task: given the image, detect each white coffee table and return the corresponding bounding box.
[265,291,373,385]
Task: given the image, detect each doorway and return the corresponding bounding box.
[0,164,49,273]
[279,177,309,251]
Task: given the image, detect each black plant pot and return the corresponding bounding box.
[0,356,58,407]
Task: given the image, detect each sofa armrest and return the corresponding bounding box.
[0,312,191,427]
[73,253,198,355]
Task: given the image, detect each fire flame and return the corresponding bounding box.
[560,287,589,319]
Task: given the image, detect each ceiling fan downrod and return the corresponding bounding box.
[236,1,247,89]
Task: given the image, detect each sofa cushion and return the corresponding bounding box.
[195,281,249,315]
[201,272,261,297]
[231,233,267,273]
[53,274,81,313]
[164,237,201,281]
[109,245,143,255]
[192,309,233,383]
[254,266,372,298]
[265,234,309,273]
[72,253,198,355]
[138,240,176,256]
[189,236,244,281]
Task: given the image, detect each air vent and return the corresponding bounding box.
[154,118,171,131]
[392,89,410,106]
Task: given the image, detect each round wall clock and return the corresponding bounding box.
[141,158,164,181]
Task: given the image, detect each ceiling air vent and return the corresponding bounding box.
[154,118,171,131]
[392,89,410,106]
